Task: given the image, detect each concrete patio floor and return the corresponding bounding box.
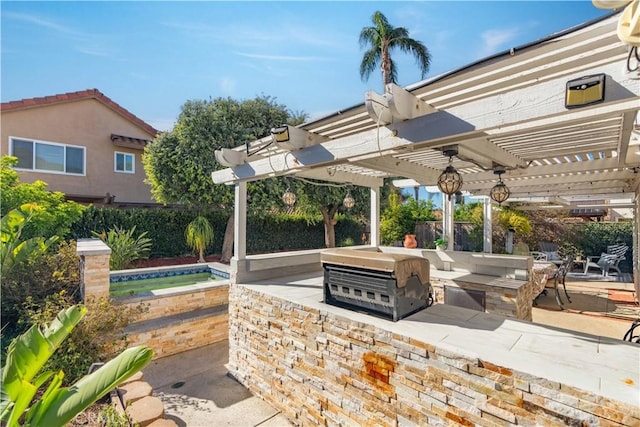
[142,274,638,426]
[532,274,638,341]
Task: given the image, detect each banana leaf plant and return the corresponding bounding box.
[0,304,154,426]
[0,203,59,276]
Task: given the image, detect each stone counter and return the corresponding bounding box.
[228,272,640,426]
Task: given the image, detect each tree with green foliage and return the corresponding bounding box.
[0,156,85,241]
[143,96,302,261]
[359,11,431,88]
[283,178,370,248]
[186,215,214,262]
[380,193,435,244]
[0,304,153,427]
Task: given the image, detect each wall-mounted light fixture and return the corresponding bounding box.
[437,146,463,199]
[489,167,510,205]
[270,125,328,151]
[343,190,355,209]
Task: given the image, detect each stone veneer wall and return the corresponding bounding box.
[229,285,640,426]
[126,311,228,359]
[77,239,229,359]
[430,277,533,321]
[118,285,228,322]
[120,285,229,359]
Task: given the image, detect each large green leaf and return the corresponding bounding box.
[28,346,154,426]
[1,305,86,400]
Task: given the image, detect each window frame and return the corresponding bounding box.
[9,136,86,176]
[114,151,135,174]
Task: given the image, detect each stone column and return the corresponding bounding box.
[76,238,111,300]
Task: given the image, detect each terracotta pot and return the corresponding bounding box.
[403,234,418,249]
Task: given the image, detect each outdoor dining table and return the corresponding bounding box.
[532,260,559,300]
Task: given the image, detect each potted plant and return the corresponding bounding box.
[558,242,584,261]
[434,237,448,250]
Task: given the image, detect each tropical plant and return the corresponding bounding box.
[434,237,448,249]
[497,209,532,235]
[185,215,214,263]
[0,304,153,427]
[1,203,59,277]
[359,11,431,88]
[92,225,152,270]
[18,292,148,384]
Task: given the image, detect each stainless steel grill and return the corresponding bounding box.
[321,249,433,321]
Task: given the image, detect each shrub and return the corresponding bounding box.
[1,241,81,345]
[93,226,152,270]
[381,194,435,244]
[1,304,153,427]
[18,292,148,385]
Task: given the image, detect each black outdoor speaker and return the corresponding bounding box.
[565,74,606,109]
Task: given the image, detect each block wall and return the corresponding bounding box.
[229,285,640,426]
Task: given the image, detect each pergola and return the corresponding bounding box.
[212,12,639,291]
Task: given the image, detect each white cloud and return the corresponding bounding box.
[479,27,520,57]
[4,11,83,36]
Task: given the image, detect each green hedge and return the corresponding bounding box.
[569,221,633,272]
[69,207,363,258]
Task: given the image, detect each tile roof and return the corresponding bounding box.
[1,89,159,137]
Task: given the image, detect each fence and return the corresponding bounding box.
[415,221,477,251]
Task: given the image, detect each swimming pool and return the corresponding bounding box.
[110,264,229,296]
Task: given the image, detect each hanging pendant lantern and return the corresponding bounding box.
[437,147,463,199]
[282,187,296,207]
[343,190,355,209]
[490,168,510,205]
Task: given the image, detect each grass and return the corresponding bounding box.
[110,272,218,296]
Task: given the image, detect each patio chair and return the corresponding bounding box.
[538,242,562,266]
[534,256,573,309]
[584,244,628,276]
[529,251,548,261]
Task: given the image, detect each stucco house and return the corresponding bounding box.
[1,89,160,207]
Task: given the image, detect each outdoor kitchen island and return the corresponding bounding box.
[227,262,640,426]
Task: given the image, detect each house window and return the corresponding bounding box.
[9,137,85,175]
[114,152,135,173]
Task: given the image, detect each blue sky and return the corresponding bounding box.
[2,1,611,133]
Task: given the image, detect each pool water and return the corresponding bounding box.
[110,268,224,296]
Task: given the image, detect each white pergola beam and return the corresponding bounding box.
[465,169,636,192]
[297,168,383,188]
[386,83,437,120]
[355,157,441,184]
[457,138,528,169]
[466,157,634,182]
[212,126,408,184]
[365,83,437,125]
[619,111,636,165]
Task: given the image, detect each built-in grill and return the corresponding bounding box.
[321,248,433,321]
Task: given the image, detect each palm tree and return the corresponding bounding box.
[359,11,431,88]
[185,215,214,263]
